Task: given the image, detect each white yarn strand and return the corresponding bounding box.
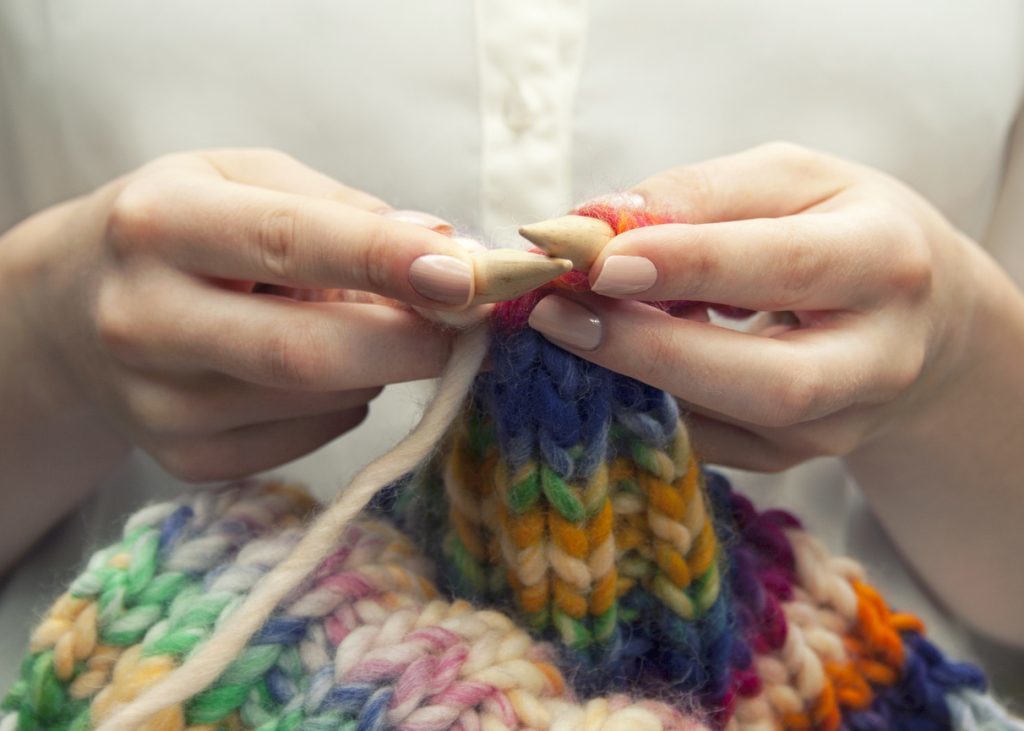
[96,324,490,731]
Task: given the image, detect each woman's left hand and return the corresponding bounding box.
[527,142,991,471]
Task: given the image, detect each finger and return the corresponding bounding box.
[198,148,393,212]
[682,395,881,459]
[158,150,455,234]
[150,407,368,483]
[527,294,884,427]
[120,369,382,437]
[590,206,898,310]
[629,141,857,224]
[109,174,474,305]
[99,268,453,390]
[682,412,801,472]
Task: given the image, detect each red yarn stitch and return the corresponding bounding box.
[491,265,589,331]
[573,201,670,231]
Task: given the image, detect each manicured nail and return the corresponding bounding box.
[409,255,472,304]
[528,295,602,351]
[592,255,657,296]
[385,209,455,235]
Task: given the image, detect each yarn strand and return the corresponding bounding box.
[94,324,490,731]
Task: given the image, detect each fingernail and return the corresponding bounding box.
[409,255,472,304]
[528,295,602,351]
[385,209,455,235]
[592,255,658,296]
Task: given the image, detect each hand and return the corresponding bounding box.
[528,142,990,471]
[3,149,474,481]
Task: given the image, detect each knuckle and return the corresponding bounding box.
[757,141,840,181]
[884,344,926,398]
[154,442,235,483]
[889,221,934,299]
[673,228,719,298]
[126,153,191,179]
[107,179,168,251]
[783,426,858,460]
[124,385,205,437]
[762,363,826,427]
[360,220,397,293]
[757,449,806,473]
[767,230,827,310]
[251,146,296,162]
[263,321,333,388]
[759,140,808,159]
[655,165,717,222]
[144,151,198,172]
[632,324,678,384]
[94,280,138,354]
[247,147,297,165]
[253,203,302,281]
[759,140,820,168]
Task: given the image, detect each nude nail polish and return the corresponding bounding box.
[528,295,602,351]
[592,255,657,296]
[409,255,472,304]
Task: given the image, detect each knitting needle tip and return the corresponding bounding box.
[518,215,616,271]
[470,249,573,304]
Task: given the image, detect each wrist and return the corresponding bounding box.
[843,243,1024,645]
[1,200,112,420]
[0,205,131,569]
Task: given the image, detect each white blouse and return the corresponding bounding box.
[1,0,1022,699]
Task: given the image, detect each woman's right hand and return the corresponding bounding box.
[1,149,475,481]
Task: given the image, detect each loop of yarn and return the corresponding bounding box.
[3,204,1021,731]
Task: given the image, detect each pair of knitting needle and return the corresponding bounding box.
[468,214,612,305]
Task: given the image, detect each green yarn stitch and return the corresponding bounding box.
[442,532,489,597]
[629,441,663,477]
[506,468,541,514]
[593,605,618,642]
[540,466,585,522]
[124,530,160,599]
[134,571,190,607]
[68,707,92,731]
[465,412,495,458]
[239,679,276,728]
[552,604,619,650]
[17,651,88,728]
[553,608,591,648]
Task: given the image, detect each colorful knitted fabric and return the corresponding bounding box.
[3,207,1022,731]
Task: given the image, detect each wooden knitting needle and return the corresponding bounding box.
[469,249,573,304]
[518,215,616,272]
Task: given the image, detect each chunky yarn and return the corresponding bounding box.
[3,203,1021,731]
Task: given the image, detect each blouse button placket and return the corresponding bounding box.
[475,0,588,248]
